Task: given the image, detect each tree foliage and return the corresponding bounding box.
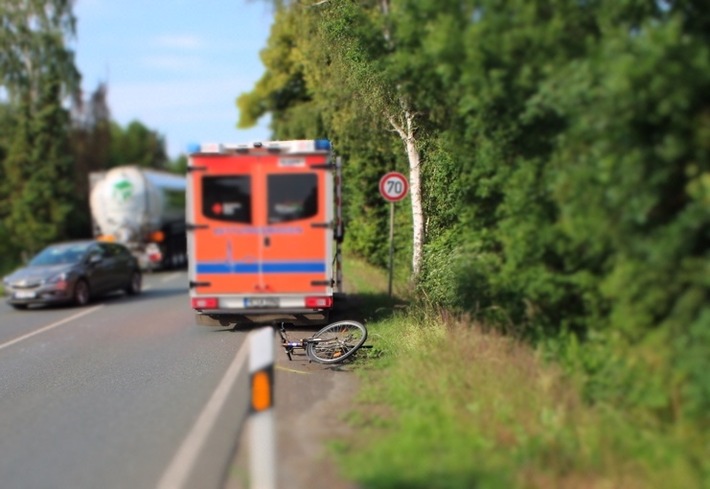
[240,0,710,429]
[67,82,112,238]
[108,120,168,169]
[0,0,80,101]
[0,2,173,268]
[0,0,79,260]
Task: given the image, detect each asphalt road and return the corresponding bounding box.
[0,271,252,489]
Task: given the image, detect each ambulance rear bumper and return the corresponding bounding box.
[190,292,334,327]
[194,308,330,327]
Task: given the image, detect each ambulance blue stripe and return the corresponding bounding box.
[197,262,326,274]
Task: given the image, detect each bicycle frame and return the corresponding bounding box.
[277,320,368,365]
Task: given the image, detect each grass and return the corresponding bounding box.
[335,255,708,489]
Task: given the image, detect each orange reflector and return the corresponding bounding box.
[150,231,165,242]
[251,370,272,412]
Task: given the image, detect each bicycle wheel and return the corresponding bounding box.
[306,320,368,364]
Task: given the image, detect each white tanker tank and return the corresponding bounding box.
[89,165,187,270]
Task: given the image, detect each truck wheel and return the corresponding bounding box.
[73,279,91,307]
[126,271,142,295]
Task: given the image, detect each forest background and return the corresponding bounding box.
[1,0,708,481]
[237,0,709,434]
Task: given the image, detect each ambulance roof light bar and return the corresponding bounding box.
[188,139,331,155]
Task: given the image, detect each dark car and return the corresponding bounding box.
[2,240,142,310]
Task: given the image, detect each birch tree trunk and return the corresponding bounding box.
[388,110,424,277]
[378,0,425,277]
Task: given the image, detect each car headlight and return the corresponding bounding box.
[45,272,69,285]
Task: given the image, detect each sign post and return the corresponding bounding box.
[379,172,409,297]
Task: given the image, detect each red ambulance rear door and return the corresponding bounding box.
[259,153,331,295]
[189,153,261,295]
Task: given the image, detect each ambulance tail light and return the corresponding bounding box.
[192,297,218,309]
[305,296,333,309]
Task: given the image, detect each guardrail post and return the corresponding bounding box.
[248,327,276,489]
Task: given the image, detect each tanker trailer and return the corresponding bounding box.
[89,166,187,270]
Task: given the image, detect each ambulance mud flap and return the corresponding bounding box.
[186,223,209,231]
[310,222,334,229]
[311,280,334,286]
[310,163,336,170]
[189,281,211,289]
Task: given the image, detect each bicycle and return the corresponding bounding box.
[278,320,368,365]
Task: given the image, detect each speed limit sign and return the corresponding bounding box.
[379,172,409,202]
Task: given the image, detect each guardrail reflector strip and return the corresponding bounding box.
[251,368,273,412]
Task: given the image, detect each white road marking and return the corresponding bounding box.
[0,305,104,351]
[276,365,310,375]
[160,272,181,283]
[156,339,249,489]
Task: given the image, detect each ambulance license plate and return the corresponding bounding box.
[244,297,279,308]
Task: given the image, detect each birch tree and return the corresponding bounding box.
[0,0,79,102]
[0,0,80,256]
[242,0,469,277]
[311,0,430,276]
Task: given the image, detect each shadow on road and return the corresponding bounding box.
[199,291,410,335]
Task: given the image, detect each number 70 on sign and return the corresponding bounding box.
[379,172,409,202]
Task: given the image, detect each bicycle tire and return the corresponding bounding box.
[306,320,368,364]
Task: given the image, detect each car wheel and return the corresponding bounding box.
[73,279,91,306]
[11,304,28,310]
[126,271,142,295]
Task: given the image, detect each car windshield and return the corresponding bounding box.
[29,244,91,266]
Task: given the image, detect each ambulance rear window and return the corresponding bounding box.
[268,174,318,224]
[202,176,252,223]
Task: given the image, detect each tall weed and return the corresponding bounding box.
[336,309,706,488]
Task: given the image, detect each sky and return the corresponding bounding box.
[72,0,275,159]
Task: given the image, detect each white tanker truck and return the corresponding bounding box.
[89,166,187,270]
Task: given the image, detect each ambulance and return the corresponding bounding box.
[186,139,343,327]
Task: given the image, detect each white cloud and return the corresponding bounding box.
[153,35,202,50]
[140,55,203,72]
